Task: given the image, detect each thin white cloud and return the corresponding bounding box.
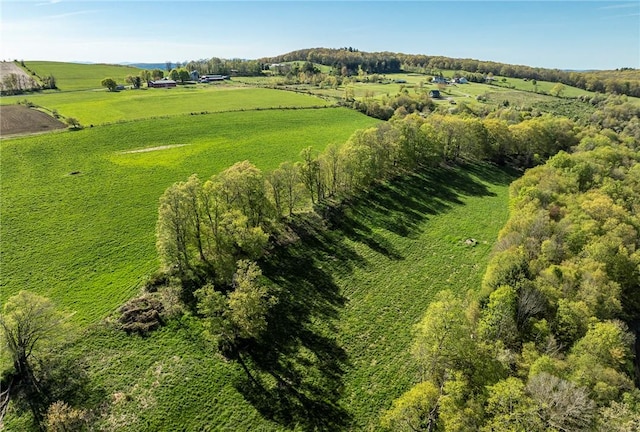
[598,3,639,10]
[36,0,63,6]
[46,9,100,19]
[602,12,640,19]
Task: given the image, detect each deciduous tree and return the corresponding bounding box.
[100,77,117,91]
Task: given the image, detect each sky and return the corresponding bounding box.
[1,1,639,70]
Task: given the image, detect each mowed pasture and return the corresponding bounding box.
[25,61,143,91]
[0,86,332,126]
[0,108,380,325]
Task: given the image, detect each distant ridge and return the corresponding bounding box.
[120,63,166,70]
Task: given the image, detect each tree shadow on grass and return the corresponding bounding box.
[324,162,512,242]
[234,163,517,430]
[235,220,352,430]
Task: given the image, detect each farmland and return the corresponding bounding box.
[0,108,379,325]
[0,104,66,136]
[0,86,331,126]
[4,161,514,431]
[23,61,143,91]
[0,62,513,430]
[2,57,639,431]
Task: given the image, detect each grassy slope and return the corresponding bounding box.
[332,165,514,429]
[4,162,513,431]
[0,86,330,126]
[25,61,143,91]
[0,108,379,325]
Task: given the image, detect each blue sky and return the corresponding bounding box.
[1,1,638,70]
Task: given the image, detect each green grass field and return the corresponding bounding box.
[0,108,379,326]
[5,161,514,431]
[1,86,331,126]
[25,61,143,91]
[1,61,522,431]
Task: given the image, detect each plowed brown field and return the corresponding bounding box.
[1,105,66,137]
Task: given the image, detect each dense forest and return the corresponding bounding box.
[384,131,640,431]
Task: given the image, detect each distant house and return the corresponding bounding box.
[458,77,468,84]
[394,79,407,84]
[431,76,448,84]
[429,90,441,98]
[190,70,200,81]
[199,74,229,83]
[148,79,177,88]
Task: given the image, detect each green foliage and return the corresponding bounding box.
[64,117,81,129]
[477,285,519,348]
[380,380,440,431]
[412,291,475,386]
[0,291,69,375]
[568,321,635,403]
[100,77,117,91]
[196,260,275,354]
[156,162,273,285]
[483,377,541,432]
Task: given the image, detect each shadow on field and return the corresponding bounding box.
[235,214,352,430]
[234,163,516,430]
[323,162,515,243]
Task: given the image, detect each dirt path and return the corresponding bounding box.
[119,144,188,154]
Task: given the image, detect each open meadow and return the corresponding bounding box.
[0,108,379,325]
[23,61,143,91]
[5,161,513,431]
[0,85,332,126]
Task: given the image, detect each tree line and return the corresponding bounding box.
[383,129,640,430]
[153,111,581,380]
[260,48,640,98]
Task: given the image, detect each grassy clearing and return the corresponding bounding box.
[0,86,331,126]
[25,61,143,91]
[0,108,379,326]
[330,164,514,428]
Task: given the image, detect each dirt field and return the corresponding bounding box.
[0,61,37,92]
[0,105,66,137]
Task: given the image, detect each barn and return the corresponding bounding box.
[148,79,177,88]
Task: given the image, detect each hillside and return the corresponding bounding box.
[23,61,142,91]
[3,162,515,431]
[1,57,638,431]
[260,48,640,97]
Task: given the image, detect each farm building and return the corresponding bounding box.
[431,76,448,84]
[429,90,441,98]
[148,78,177,88]
[200,75,229,83]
